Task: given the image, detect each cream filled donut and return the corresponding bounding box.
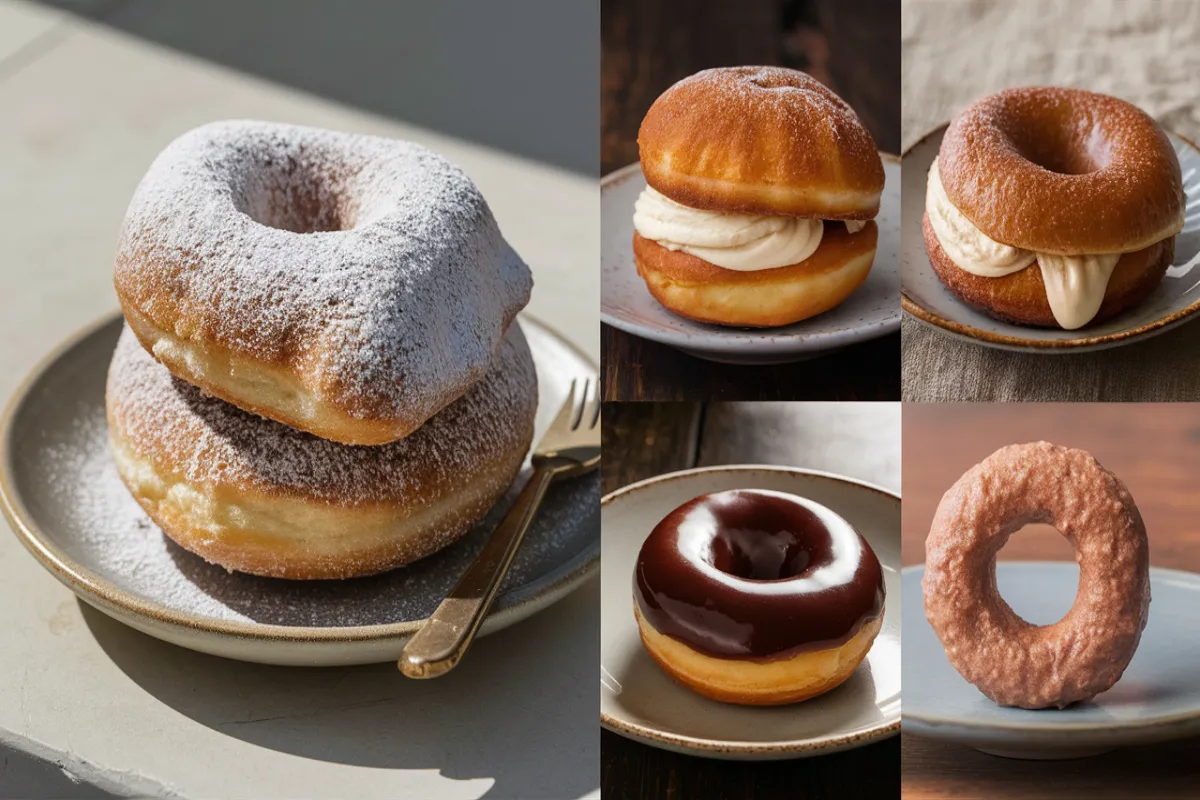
[924,442,1150,709]
[634,489,885,706]
[632,67,885,328]
[106,324,537,580]
[925,88,1184,330]
[114,120,532,445]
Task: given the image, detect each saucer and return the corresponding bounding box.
[600,466,901,759]
[903,562,1200,758]
[0,313,600,666]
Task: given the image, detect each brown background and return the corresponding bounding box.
[601,0,900,402]
[903,403,1200,799]
[602,401,900,799]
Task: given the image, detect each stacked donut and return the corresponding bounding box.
[105,121,538,580]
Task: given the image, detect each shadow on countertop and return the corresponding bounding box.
[79,576,600,800]
[32,0,600,176]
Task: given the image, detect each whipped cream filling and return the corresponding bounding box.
[925,160,1121,330]
[633,185,866,271]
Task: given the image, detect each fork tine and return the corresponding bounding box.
[550,379,578,433]
[588,380,601,429]
[572,379,591,429]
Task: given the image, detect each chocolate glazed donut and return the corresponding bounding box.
[633,489,885,705]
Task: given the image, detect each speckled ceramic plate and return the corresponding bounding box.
[600,157,901,365]
[0,313,599,667]
[903,563,1200,758]
[600,466,901,760]
[901,125,1200,352]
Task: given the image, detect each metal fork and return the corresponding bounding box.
[399,378,601,678]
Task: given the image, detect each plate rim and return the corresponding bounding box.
[598,464,902,759]
[900,123,1200,352]
[901,562,1200,738]
[600,155,903,356]
[0,310,600,645]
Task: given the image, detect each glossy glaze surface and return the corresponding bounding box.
[634,489,884,659]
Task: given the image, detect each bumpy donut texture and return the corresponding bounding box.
[638,67,885,218]
[922,213,1173,327]
[632,222,878,327]
[106,324,537,580]
[114,120,532,445]
[938,87,1184,254]
[634,489,885,705]
[923,442,1150,709]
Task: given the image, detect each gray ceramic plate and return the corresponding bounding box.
[902,125,1200,352]
[600,159,901,365]
[0,313,599,667]
[600,466,902,760]
[903,562,1200,758]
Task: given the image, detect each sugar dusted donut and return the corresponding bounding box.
[925,88,1184,330]
[106,324,537,580]
[632,67,885,328]
[634,489,885,706]
[923,442,1151,709]
[114,120,532,445]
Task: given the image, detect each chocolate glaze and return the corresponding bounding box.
[635,489,885,660]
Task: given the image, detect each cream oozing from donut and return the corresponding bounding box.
[633,185,865,271]
[926,160,1123,329]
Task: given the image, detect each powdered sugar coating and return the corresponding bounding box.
[923,442,1150,709]
[106,323,536,506]
[114,120,532,426]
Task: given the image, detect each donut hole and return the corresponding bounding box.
[709,527,815,581]
[1004,122,1110,176]
[236,160,359,234]
[997,523,1078,625]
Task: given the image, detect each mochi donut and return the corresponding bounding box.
[106,324,537,580]
[114,120,532,445]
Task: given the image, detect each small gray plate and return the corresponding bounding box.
[901,125,1200,352]
[600,466,902,760]
[1,313,599,666]
[903,562,1200,759]
[600,159,901,365]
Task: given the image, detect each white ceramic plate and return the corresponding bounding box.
[0,313,599,667]
[903,562,1200,759]
[600,466,901,760]
[600,159,901,365]
[902,125,1200,352]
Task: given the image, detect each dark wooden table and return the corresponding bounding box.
[902,404,1200,799]
[601,0,901,401]
[601,402,901,799]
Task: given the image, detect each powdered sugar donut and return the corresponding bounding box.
[106,324,537,580]
[923,442,1150,709]
[114,120,532,445]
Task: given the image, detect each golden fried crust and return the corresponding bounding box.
[635,603,883,706]
[633,221,877,327]
[938,87,1184,254]
[923,214,1172,328]
[638,66,885,218]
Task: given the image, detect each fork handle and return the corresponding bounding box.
[399,464,558,678]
